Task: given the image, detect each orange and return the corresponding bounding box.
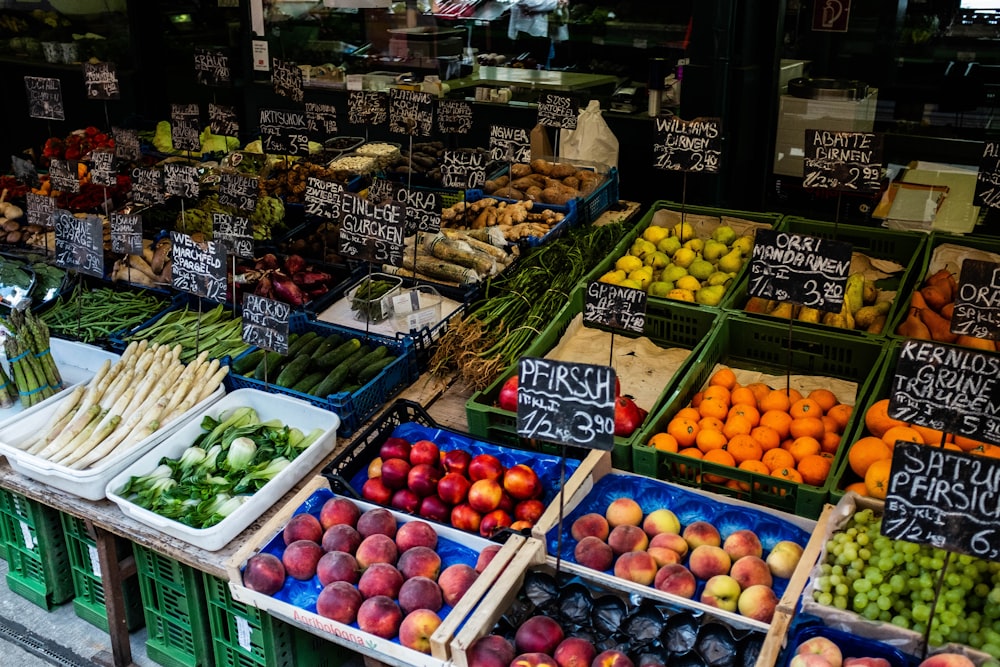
[954,434,989,452]
[747,382,772,405]
[821,415,840,435]
[826,404,853,432]
[881,426,923,449]
[865,399,906,438]
[821,430,841,454]
[843,481,869,496]
[750,425,781,452]
[848,437,892,477]
[759,390,791,414]
[703,385,731,407]
[789,417,825,440]
[709,367,738,390]
[944,443,962,452]
[728,404,761,427]
[789,436,821,463]
[737,459,771,491]
[677,447,704,478]
[698,416,726,433]
[703,448,736,483]
[864,458,893,500]
[723,415,753,440]
[779,387,804,404]
[808,388,839,413]
[771,467,804,485]
[727,434,763,465]
[698,396,730,421]
[979,444,1000,459]
[798,453,832,486]
[909,423,950,447]
[696,428,728,453]
[725,479,744,493]
[730,387,758,409]
[760,410,793,440]
[691,391,704,409]
[790,398,822,419]
[762,448,796,472]
[675,407,702,423]
[648,432,679,453]
[667,417,700,448]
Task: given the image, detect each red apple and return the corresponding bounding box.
[468,453,504,482]
[380,437,411,462]
[418,495,452,523]
[409,439,440,467]
[407,463,443,497]
[503,464,542,500]
[468,478,504,513]
[442,449,472,476]
[437,472,471,505]
[379,457,412,490]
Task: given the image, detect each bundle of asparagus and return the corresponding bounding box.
[2,306,62,408]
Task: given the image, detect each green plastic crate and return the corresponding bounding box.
[465,282,721,470]
[0,491,73,610]
[203,573,296,667]
[632,312,890,519]
[134,545,213,667]
[584,201,784,312]
[60,513,145,633]
[730,216,926,338]
[292,626,355,667]
[0,488,8,562]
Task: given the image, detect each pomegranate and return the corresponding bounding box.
[614,395,643,437]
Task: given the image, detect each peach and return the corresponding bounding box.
[796,636,843,667]
[355,533,398,571]
[730,555,773,589]
[647,546,683,568]
[605,497,643,527]
[649,532,688,558]
[408,463,444,498]
[409,439,440,467]
[682,520,721,548]
[316,550,359,586]
[468,478,504,513]
[844,659,891,667]
[451,504,483,532]
[515,499,546,525]
[361,477,392,505]
[790,655,835,667]
[398,575,443,614]
[322,523,362,554]
[357,595,402,639]
[380,457,412,490]
[613,550,658,585]
[767,540,804,579]
[380,436,411,462]
[737,584,778,623]
[468,453,504,481]
[553,637,597,667]
[608,524,649,556]
[700,574,741,612]
[574,536,614,571]
[391,488,421,514]
[514,615,565,654]
[358,562,404,599]
[592,650,634,667]
[242,553,285,595]
[282,513,323,546]
[511,654,559,667]
[397,545,442,581]
[722,529,763,560]
[467,635,516,667]
[395,520,438,553]
[418,495,452,523]
[442,449,472,476]
[480,509,513,539]
[319,496,361,529]
[511,520,534,532]
[475,544,502,573]
[642,508,681,538]
[570,513,611,542]
[438,563,479,606]
[357,507,397,539]
[503,464,542,500]
[368,457,383,480]
[653,563,697,598]
[918,656,976,667]
[688,544,732,580]
[316,581,363,624]
[282,540,323,580]
[398,609,442,654]
[437,472,471,505]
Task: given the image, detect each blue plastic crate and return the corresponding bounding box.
[462,189,578,248]
[483,161,618,225]
[226,313,418,437]
[781,623,917,667]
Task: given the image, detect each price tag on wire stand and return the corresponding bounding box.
[537,93,578,130]
[194,48,232,87]
[110,212,143,255]
[748,228,852,313]
[516,358,616,450]
[209,103,240,138]
[951,259,1000,340]
[259,108,308,156]
[389,88,434,137]
[338,193,405,266]
[242,293,290,355]
[652,116,721,172]
[348,91,388,127]
[170,231,227,302]
[219,173,258,213]
[82,62,120,100]
[489,125,530,163]
[803,129,882,192]
[25,76,64,120]
[54,210,104,278]
[437,99,473,135]
[583,281,647,334]
[170,103,202,153]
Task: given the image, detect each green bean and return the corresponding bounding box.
[41,284,169,344]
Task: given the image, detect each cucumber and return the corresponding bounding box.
[310,334,343,361]
[312,364,351,397]
[232,349,265,375]
[339,383,361,394]
[274,355,313,388]
[316,338,361,369]
[285,331,317,357]
[253,350,287,381]
[348,345,389,379]
[295,335,326,358]
[357,356,396,383]
[292,371,327,394]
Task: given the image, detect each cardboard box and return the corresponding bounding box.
[773,90,878,177]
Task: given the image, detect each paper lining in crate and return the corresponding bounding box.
[105,388,340,551]
[224,476,527,666]
[800,492,998,665]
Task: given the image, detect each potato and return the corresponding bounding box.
[511,163,533,178]
[530,158,553,175]
[549,163,577,179]
[541,186,576,206]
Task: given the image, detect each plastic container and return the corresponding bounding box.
[0,491,74,610]
[461,189,578,248]
[105,388,340,551]
[203,572,296,667]
[780,623,916,667]
[484,157,619,225]
[344,272,404,323]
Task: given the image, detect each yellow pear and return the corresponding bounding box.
[642,225,668,245]
[648,281,674,297]
[682,238,705,253]
[619,279,644,290]
[616,255,643,273]
[672,222,695,240]
[667,288,696,303]
[599,270,626,284]
[672,247,696,268]
[630,239,657,258]
[628,268,653,289]
[707,271,731,287]
[688,259,715,281]
[643,251,670,270]
[712,225,737,246]
[732,235,754,256]
[657,236,681,256]
[661,265,689,283]
[718,248,743,274]
[695,284,727,307]
[703,240,728,263]
[675,275,702,291]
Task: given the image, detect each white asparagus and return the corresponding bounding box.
[67,415,123,469]
[81,379,171,463]
[116,395,170,452]
[49,407,107,463]
[57,386,135,466]
[18,385,85,451]
[195,366,229,404]
[160,376,194,418]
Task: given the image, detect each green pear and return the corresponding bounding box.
[682,238,705,253]
[648,281,674,297]
[676,275,702,291]
[688,259,715,281]
[695,284,727,307]
[718,248,743,274]
[661,264,689,283]
[644,251,670,270]
[672,247,697,269]
[657,236,681,256]
[732,234,754,256]
[703,240,728,263]
[631,238,657,258]
[707,271,732,287]
[712,225,737,246]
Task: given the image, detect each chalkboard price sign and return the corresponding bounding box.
[338,193,405,266]
[25,76,64,121]
[583,281,647,334]
[163,162,200,199]
[170,231,227,301]
[803,130,882,192]
[112,127,140,162]
[976,141,1000,209]
[259,108,309,156]
[366,178,396,205]
[516,357,616,450]
[653,116,722,173]
[394,186,442,234]
[208,103,239,138]
[951,259,1000,340]
[437,99,473,135]
[347,91,388,127]
[489,125,531,163]
[110,213,143,255]
[219,173,259,213]
[11,155,39,188]
[49,159,81,194]
[133,167,164,207]
[889,339,1000,446]
[242,293,291,355]
[883,442,1000,560]
[441,150,487,189]
[26,193,56,228]
[90,150,117,188]
[82,62,120,100]
[54,210,104,278]
[194,48,231,87]
[537,93,578,130]
[170,103,202,152]
[748,228,852,312]
[304,177,344,219]
[306,102,338,140]
[271,58,304,104]
[212,212,253,259]
[389,88,434,137]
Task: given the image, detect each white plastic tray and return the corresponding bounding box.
[105,388,340,552]
[0,338,121,429]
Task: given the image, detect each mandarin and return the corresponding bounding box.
[789,436,821,463]
[790,398,822,419]
[737,459,771,491]
[667,417,700,448]
[709,367,738,390]
[808,388,839,413]
[728,403,761,427]
[648,432,679,453]
[703,449,736,483]
[696,428,728,453]
[723,415,754,440]
[727,434,763,464]
[826,403,853,432]
[762,448,796,472]
[865,399,906,438]
[702,385,731,406]
[798,454,832,486]
[759,390,791,413]
[750,425,781,451]
[848,437,892,477]
[789,417,825,440]
[730,386,758,409]
[698,396,730,421]
[760,410,793,439]
[881,426,923,449]
[864,458,892,500]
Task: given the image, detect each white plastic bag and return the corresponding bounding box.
[558,100,619,168]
